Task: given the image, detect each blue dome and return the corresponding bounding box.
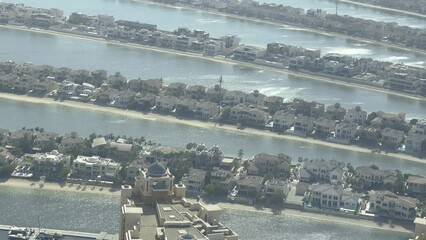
[147,162,167,177]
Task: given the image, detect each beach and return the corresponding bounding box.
[1,24,425,102]
[133,0,426,56]
[0,92,423,165]
[0,178,120,195]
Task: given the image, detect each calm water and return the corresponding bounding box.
[1,28,426,120]
[0,186,413,239]
[0,97,425,175]
[3,0,426,66]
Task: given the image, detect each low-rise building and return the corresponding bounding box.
[334,122,358,143]
[405,134,426,154]
[272,111,295,131]
[182,168,207,196]
[58,133,86,153]
[23,150,70,178]
[264,179,291,199]
[406,176,426,196]
[368,190,416,220]
[381,128,404,148]
[194,145,224,170]
[299,159,346,184]
[236,175,263,197]
[344,106,367,124]
[308,184,360,211]
[376,111,406,128]
[72,155,120,179]
[155,95,177,112]
[355,166,397,187]
[325,104,346,121]
[176,98,198,115]
[229,104,268,127]
[293,116,315,136]
[195,101,217,119]
[210,168,236,193]
[248,153,291,179]
[314,118,336,136]
[292,98,324,118]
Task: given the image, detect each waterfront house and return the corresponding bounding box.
[165,82,187,98]
[222,90,247,106]
[344,106,367,124]
[324,61,345,75]
[236,175,263,197]
[387,72,420,93]
[381,127,404,148]
[299,159,346,184]
[185,85,206,100]
[368,190,416,221]
[134,93,156,110]
[141,146,186,165]
[128,78,163,95]
[182,167,207,196]
[126,160,148,181]
[324,103,346,121]
[58,132,86,153]
[210,168,236,193]
[233,46,264,62]
[0,73,18,90]
[308,184,360,211]
[109,140,134,161]
[0,147,16,165]
[410,121,426,135]
[314,118,336,137]
[292,98,324,118]
[72,155,120,179]
[32,132,58,152]
[204,39,224,56]
[25,150,71,179]
[112,90,135,108]
[355,166,397,188]
[107,72,127,89]
[264,179,291,199]
[194,145,224,170]
[205,84,227,103]
[245,90,266,107]
[272,110,295,131]
[176,98,198,116]
[263,96,284,111]
[376,111,406,128]
[195,101,218,119]
[293,116,315,136]
[406,176,426,196]
[249,153,291,179]
[334,121,358,143]
[155,95,178,112]
[229,104,268,127]
[405,134,426,154]
[5,130,31,148]
[356,126,381,145]
[91,137,107,149]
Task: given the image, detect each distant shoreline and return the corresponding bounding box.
[339,0,426,19]
[132,0,426,56]
[0,92,423,165]
[1,24,425,103]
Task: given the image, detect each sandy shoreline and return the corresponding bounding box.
[1,24,425,102]
[339,0,426,19]
[215,202,414,234]
[0,178,120,195]
[0,178,414,234]
[133,0,426,56]
[0,92,423,165]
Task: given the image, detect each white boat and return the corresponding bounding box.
[8,227,34,240]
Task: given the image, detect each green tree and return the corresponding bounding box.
[0,163,17,178]
[237,149,244,159]
[270,189,286,205]
[204,183,223,195]
[219,107,231,122]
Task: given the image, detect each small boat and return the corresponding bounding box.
[8,227,34,240]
